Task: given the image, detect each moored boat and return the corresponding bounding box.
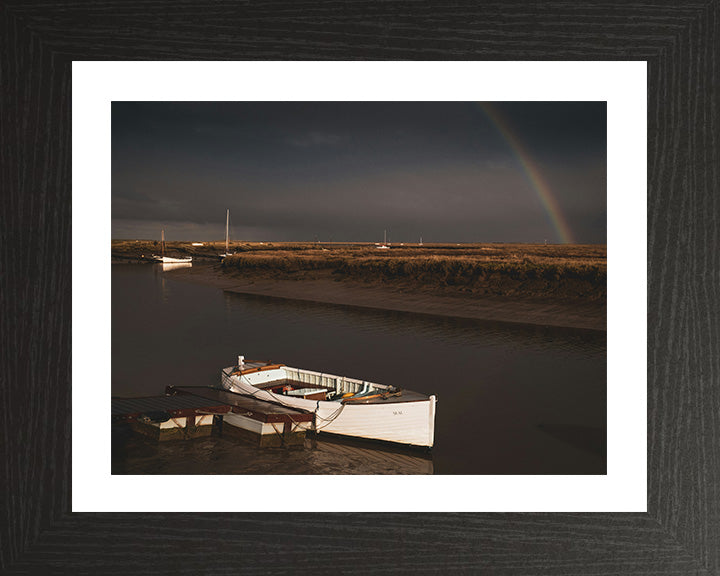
[375,229,390,249]
[219,209,234,259]
[154,255,193,263]
[151,229,192,263]
[220,357,437,448]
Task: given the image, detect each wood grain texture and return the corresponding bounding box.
[1,1,718,574]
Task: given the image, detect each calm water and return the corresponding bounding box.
[112,263,606,474]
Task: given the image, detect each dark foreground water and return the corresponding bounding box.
[112,263,606,475]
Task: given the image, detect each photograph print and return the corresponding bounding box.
[111,101,606,475]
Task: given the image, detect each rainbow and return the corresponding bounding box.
[479,103,575,244]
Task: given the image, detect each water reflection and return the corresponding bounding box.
[161,262,192,272]
[221,290,606,356]
[153,261,193,302]
[112,427,433,475]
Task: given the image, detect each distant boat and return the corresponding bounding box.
[155,256,192,263]
[375,229,390,250]
[221,356,437,448]
[152,229,192,263]
[219,209,234,259]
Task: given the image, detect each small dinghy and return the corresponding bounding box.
[220,356,437,448]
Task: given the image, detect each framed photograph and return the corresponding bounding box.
[3,3,717,574]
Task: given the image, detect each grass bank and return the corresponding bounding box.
[220,243,606,302]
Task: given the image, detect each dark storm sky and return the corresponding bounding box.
[111,101,606,243]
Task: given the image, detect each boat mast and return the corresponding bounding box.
[225,209,229,254]
[161,229,165,257]
[384,229,387,245]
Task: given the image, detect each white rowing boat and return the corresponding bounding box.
[220,357,437,448]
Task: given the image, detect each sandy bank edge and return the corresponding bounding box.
[166,264,606,332]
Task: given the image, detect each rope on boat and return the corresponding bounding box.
[283,413,314,432]
[224,371,314,414]
[223,369,347,433]
[313,402,346,431]
[222,371,317,435]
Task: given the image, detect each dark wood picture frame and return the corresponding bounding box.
[2,2,718,574]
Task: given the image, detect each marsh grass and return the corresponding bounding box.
[219,243,607,301]
[112,240,606,301]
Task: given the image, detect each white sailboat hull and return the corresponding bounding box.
[153,255,192,263]
[221,365,436,448]
[154,229,191,263]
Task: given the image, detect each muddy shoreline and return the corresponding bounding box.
[164,263,606,332]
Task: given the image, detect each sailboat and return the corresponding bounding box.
[152,229,192,263]
[375,229,390,250]
[219,209,234,259]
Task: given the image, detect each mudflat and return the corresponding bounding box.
[168,264,606,331]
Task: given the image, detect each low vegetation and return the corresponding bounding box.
[111,240,606,302]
